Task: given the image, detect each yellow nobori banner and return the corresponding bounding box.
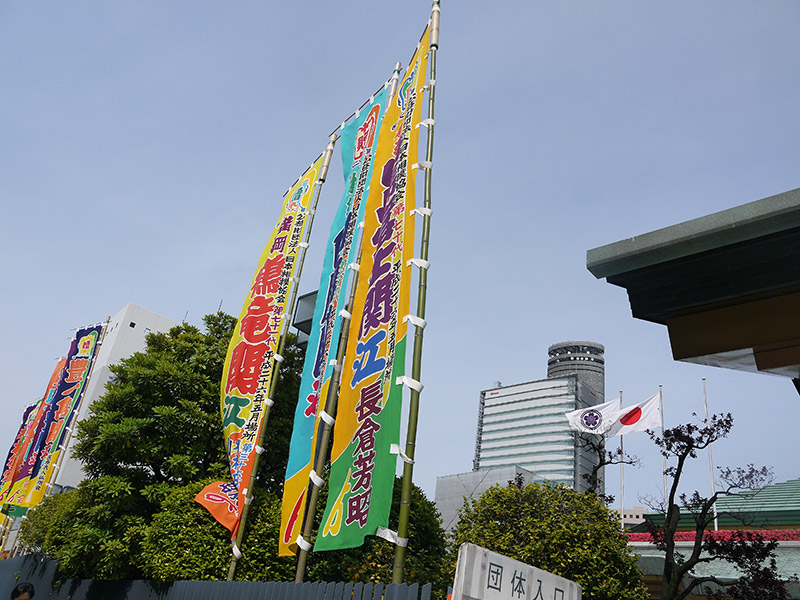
[213,156,322,537]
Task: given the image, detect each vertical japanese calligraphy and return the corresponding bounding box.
[4,327,101,508]
[315,27,430,552]
[279,89,389,556]
[197,156,322,537]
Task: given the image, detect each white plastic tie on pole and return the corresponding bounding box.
[328,359,337,366]
[319,411,335,426]
[390,443,415,465]
[298,242,309,249]
[265,398,275,407]
[339,309,352,320]
[416,118,435,129]
[255,445,265,455]
[403,314,427,330]
[340,121,346,132]
[290,276,300,283]
[274,354,284,363]
[411,161,432,171]
[296,535,313,552]
[348,262,360,272]
[407,257,431,271]
[244,494,253,506]
[232,540,243,560]
[376,527,408,547]
[396,375,424,394]
[309,470,325,488]
[410,207,433,218]
[358,221,365,229]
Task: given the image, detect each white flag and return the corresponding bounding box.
[565,397,621,434]
[606,393,661,436]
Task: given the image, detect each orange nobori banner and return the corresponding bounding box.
[197,155,322,537]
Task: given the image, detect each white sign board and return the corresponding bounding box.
[451,543,581,600]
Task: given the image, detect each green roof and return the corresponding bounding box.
[635,478,800,531]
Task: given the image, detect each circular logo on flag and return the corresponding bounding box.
[621,407,642,426]
[580,409,602,431]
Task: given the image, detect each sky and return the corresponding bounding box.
[2,1,799,514]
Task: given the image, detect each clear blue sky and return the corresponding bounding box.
[2,1,799,510]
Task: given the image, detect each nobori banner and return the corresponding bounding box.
[200,156,322,537]
[0,360,64,505]
[280,88,389,556]
[315,26,430,552]
[7,327,102,508]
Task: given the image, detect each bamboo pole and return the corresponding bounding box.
[227,134,338,581]
[392,0,440,583]
[293,62,404,584]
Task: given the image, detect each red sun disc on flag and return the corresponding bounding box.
[621,408,642,425]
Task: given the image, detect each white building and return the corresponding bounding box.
[55,303,178,490]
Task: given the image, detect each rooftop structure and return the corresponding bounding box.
[586,188,800,393]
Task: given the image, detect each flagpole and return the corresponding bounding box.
[659,384,667,502]
[619,392,625,530]
[703,378,719,530]
[292,64,403,583]
[227,134,338,582]
[392,0,440,584]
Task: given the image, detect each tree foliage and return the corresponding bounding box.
[574,432,640,502]
[451,478,648,600]
[19,313,305,579]
[18,312,448,591]
[646,413,794,600]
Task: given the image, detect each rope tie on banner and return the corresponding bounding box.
[255,445,265,455]
[296,535,313,552]
[265,398,275,407]
[273,354,284,363]
[410,207,433,218]
[416,118,435,129]
[411,160,433,171]
[407,258,431,271]
[390,443,415,465]
[396,376,424,394]
[376,526,408,548]
[309,470,325,488]
[232,540,243,560]
[348,262,360,272]
[319,411,335,426]
[339,309,352,320]
[298,241,309,249]
[403,314,427,330]
[328,359,337,366]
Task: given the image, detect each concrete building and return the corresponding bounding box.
[435,466,543,532]
[435,341,606,531]
[55,304,178,490]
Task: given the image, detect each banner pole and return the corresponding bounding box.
[46,318,109,499]
[293,62,404,584]
[392,0,440,584]
[227,135,337,581]
[702,378,719,530]
[660,385,667,502]
[619,392,625,530]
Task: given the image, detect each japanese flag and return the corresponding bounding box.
[606,393,661,436]
[565,397,621,434]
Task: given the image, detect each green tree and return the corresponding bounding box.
[306,477,449,589]
[647,413,793,600]
[18,313,305,580]
[451,479,648,600]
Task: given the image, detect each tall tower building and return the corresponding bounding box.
[472,341,605,493]
[547,341,605,396]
